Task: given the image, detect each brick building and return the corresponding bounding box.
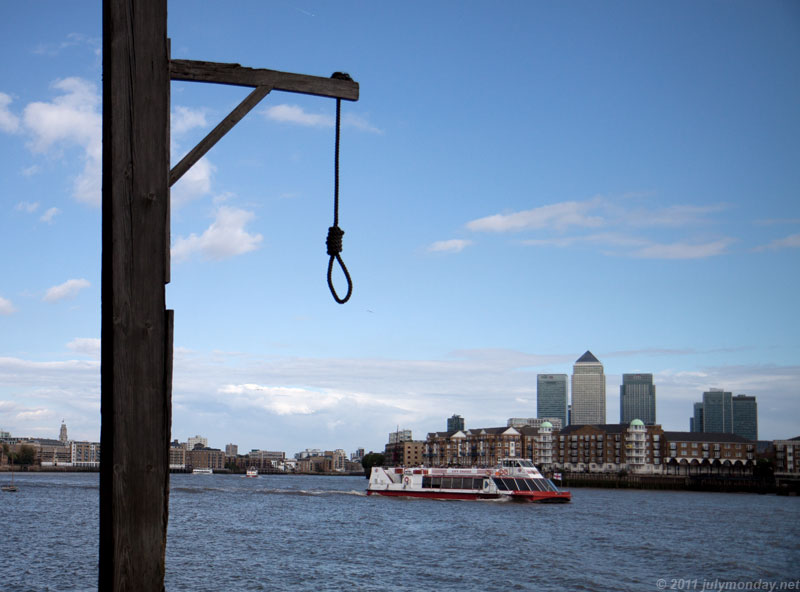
[774,437,800,475]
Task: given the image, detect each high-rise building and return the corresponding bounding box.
[571,351,606,425]
[447,414,465,433]
[225,443,238,456]
[732,395,758,441]
[620,374,656,425]
[537,374,568,427]
[59,421,69,444]
[187,435,208,450]
[690,391,757,440]
[702,390,733,433]
[388,429,413,444]
[690,402,704,432]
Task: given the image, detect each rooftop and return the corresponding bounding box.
[575,350,600,364]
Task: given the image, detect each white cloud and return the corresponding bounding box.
[260,103,381,132]
[220,384,345,416]
[171,157,215,208]
[428,239,472,253]
[624,204,727,227]
[40,207,60,224]
[0,296,16,315]
[755,233,800,251]
[342,112,383,134]
[171,206,263,262]
[0,92,20,133]
[263,104,333,127]
[629,239,733,259]
[33,33,101,57]
[15,201,39,213]
[67,338,101,359]
[171,105,208,136]
[522,233,733,259]
[469,195,735,259]
[467,200,605,233]
[43,278,91,302]
[22,77,102,206]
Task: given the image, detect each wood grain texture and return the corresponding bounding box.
[101,1,171,590]
[170,59,359,100]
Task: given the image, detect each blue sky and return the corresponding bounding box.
[1,1,798,455]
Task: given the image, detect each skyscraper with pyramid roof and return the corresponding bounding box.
[571,350,606,425]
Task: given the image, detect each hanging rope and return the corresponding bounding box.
[326,72,353,304]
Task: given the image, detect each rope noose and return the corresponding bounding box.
[326,72,353,304]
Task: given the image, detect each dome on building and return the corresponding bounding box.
[630,419,645,427]
[540,421,553,429]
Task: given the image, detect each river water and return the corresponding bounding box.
[1,472,798,591]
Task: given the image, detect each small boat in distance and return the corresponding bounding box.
[245,467,258,478]
[367,458,570,503]
[192,467,213,475]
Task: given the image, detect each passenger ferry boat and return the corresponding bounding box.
[192,467,213,475]
[245,467,258,478]
[367,458,570,503]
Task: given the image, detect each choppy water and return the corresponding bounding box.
[1,472,798,591]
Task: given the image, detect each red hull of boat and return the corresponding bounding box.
[366,489,571,503]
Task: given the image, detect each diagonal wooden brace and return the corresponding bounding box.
[170,84,272,187]
[168,60,359,187]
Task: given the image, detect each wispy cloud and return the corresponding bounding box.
[0,296,16,315]
[171,157,215,208]
[629,239,733,259]
[32,33,101,57]
[220,384,346,416]
[0,92,20,133]
[428,239,472,253]
[67,338,101,359]
[262,103,382,133]
[521,233,733,259]
[622,204,727,228]
[172,206,263,262]
[43,278,91,302]
[15,201,39,213]
[754,233,800,252]
[22,77,101,206]
[263,104,332,127]
[467,199,605,233]
[40,207,60,224]
[171,105,208,136]
[343,112,383,134]
[467,196,734,260]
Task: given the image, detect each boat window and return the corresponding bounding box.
[544,479,558,492]
[493,477,510,491]
[528,479,545,492]
[514,479,532,491]
[430,477,441,488]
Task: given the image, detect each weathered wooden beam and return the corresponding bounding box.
[170,84,272,187]
[101,0,171,590]
[170,59,359,101]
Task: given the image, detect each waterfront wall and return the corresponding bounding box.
[559,472,779,494]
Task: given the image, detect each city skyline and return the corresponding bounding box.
[1,3,798,453]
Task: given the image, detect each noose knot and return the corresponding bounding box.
[326,225,345,256]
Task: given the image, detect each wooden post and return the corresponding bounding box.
[101,1,171,590]
[99,2,357,589]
